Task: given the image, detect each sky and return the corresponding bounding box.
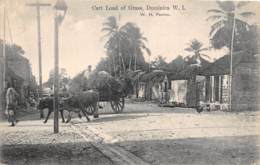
[0,0,259,83]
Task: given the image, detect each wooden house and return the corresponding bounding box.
[200,51,259,111]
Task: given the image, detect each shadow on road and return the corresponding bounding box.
[117,135,259,165]
[2,135,257,165]
[0,142,113,165]
[92,114,147,123]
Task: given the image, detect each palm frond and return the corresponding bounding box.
[200,54,211,59]
[235,18,250,30]
[239,11,255,18]
[102,22,116,29]
[207,9,224,14]
[206,15,223,22]
[185,47,194,52]
[209,20,225,37]
[145,48,151,56]
[142,45,151,56]
[198,47,208,52]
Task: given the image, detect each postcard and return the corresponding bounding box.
[0,0,259,164]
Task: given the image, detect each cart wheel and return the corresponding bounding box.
[85,105,95,115]
[110,97,124,113]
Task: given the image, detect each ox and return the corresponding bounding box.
[37,97,66,123]
[62,90,99,123]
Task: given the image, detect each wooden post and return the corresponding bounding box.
[54,17,59,133]
[26,1,51,97]
[3,7,6,90]
[53,0,67,133]
[0,7,6,113]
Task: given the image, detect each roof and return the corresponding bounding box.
[167,71,188,80]
[201,51,258,76]
[168,56,211,80]
[139,70,166,82]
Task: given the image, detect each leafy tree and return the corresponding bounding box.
[0,40,25,58]
[151,55,168,70]
[167,55,187,72]
[207,1,255,51]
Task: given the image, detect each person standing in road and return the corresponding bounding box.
[5,85,19,126]
[82,65,92,91]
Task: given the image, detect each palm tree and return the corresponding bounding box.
[102,16,126,76]
[102,18,151,73]
[120,22,151,71]
[207,1,255,110]
[184,39,209,66]
[207,1,255,50]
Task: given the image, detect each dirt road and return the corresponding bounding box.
[74,102,260,165]
[0,102,259,165]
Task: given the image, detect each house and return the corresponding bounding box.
[200,51,259,111]
[138,70,167,101]
[135,56,211,106]
[167,56,211,107]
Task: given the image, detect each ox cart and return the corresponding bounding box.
[85,74,126,115]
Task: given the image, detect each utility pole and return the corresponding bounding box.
[3,7,6,90]
[54,16,59,133]
[0,7,6,113]
[53,0,67,133]
[229,13,236,111]
[26,1,51,97]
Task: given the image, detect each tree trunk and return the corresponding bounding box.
[134,53,137,71]
[129,55,132,70]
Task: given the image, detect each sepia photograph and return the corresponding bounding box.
[0,0,259,164]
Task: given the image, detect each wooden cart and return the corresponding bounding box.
[85,81,125,115]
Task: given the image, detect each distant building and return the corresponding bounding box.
[135,56,211,106]
[167,56,211,107]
